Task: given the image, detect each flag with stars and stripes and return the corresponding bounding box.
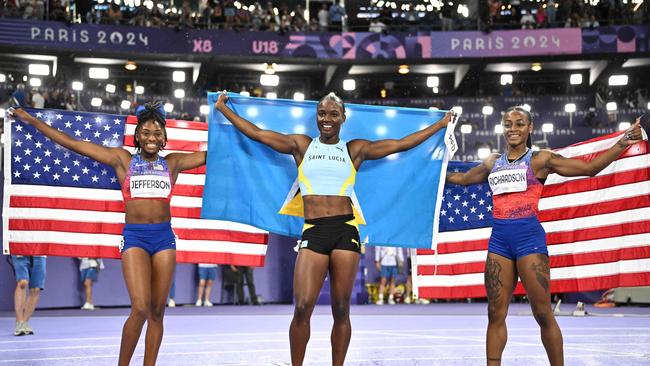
[415,130,650,299]
[3,108,268,266]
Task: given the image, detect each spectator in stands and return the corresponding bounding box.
[65,93,78,111]
[317,3,329,31]
[404,2,419,33]
[50,0,69,21]
[79,258,104,310]
[196,263,217,307]
[223,0,236,29]
[231,265,259,305]
[328,0,346,32]
[520,10,536,29]
[250,2,264,31]
[292,4,307,31]
[440,2,454,31]
[31,88,44,109]
[11,255,46,336]
[150,4,165,27]
[209,1,224,29]
[106,3,123,25]
[279,6,292,34]
[535,5,547,27]
[130,3,149,27]
[261,1,277,31]
[374,246,404,305]
[546,0,557,27]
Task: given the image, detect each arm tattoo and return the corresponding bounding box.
[484,256,503,302]
[530,255,550,293]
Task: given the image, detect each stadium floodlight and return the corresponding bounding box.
[608,74,628,86]
[606,102,617,111]
[105,84,116,93]
[29,78,41,87]
[28,64,49,76]
[482,106,494,115]
[293,92,305,101]
[90,97,102,107]
[266,92,277,99]
[120,100,131,110]
[570,73,583,85]
[164,103,174,113]
[172,71,186,82]
[200,104,210,115]
[174,89,185,98]
[343,79,356,91]
[521,104,531,112]
[494,124,504,134]
[135,85,145,95]
[452,106,463,115]
[260,74,279,87]
[500,74,513,86]
[618,122,631,131]
[89,67,109,79]
[427,76,439,88]
[542,123,554,133]
[0,73,5,82]
[478,147,491,159]
[72,81,83,91]
[460,124,472,134]
[564,103,576,113]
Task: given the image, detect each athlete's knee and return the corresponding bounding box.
[149,303,166,323]
[293,300,315,322]
[487,303,507,324]
[331,301,350,323]
[531,306,554,328]
[130,301,151,321]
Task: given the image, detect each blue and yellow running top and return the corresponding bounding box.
[298,138,356,197]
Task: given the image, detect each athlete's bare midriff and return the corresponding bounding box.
[124,200,172,224]
[302,195,354,220]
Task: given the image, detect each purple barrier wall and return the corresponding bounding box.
[0,19,648,59]
[0,233,296,311]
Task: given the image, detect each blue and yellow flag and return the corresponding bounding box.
[202,93,456,248]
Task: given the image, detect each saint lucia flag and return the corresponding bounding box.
[202,92,457,249]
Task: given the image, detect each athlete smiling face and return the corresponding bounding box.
[316,98,346,144]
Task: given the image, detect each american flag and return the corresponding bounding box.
[415,130,650,299]
[3,108,268,266]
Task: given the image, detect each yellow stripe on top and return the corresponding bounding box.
[297,164,314,195]
[338,162,357,196]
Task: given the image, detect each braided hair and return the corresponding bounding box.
[318,92,346,115]
[134,101,167,151]
[503,105,533,148]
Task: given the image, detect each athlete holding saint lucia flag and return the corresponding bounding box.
[215,92,454,366]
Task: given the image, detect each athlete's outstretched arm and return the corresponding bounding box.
[543,118,643,177]
[446,153,499,186]
[166,151,207,176]
[349,111,454,164]
[9,107,129,170]
[214,92,307,155]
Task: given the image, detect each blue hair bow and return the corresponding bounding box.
[135,103,166,119]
